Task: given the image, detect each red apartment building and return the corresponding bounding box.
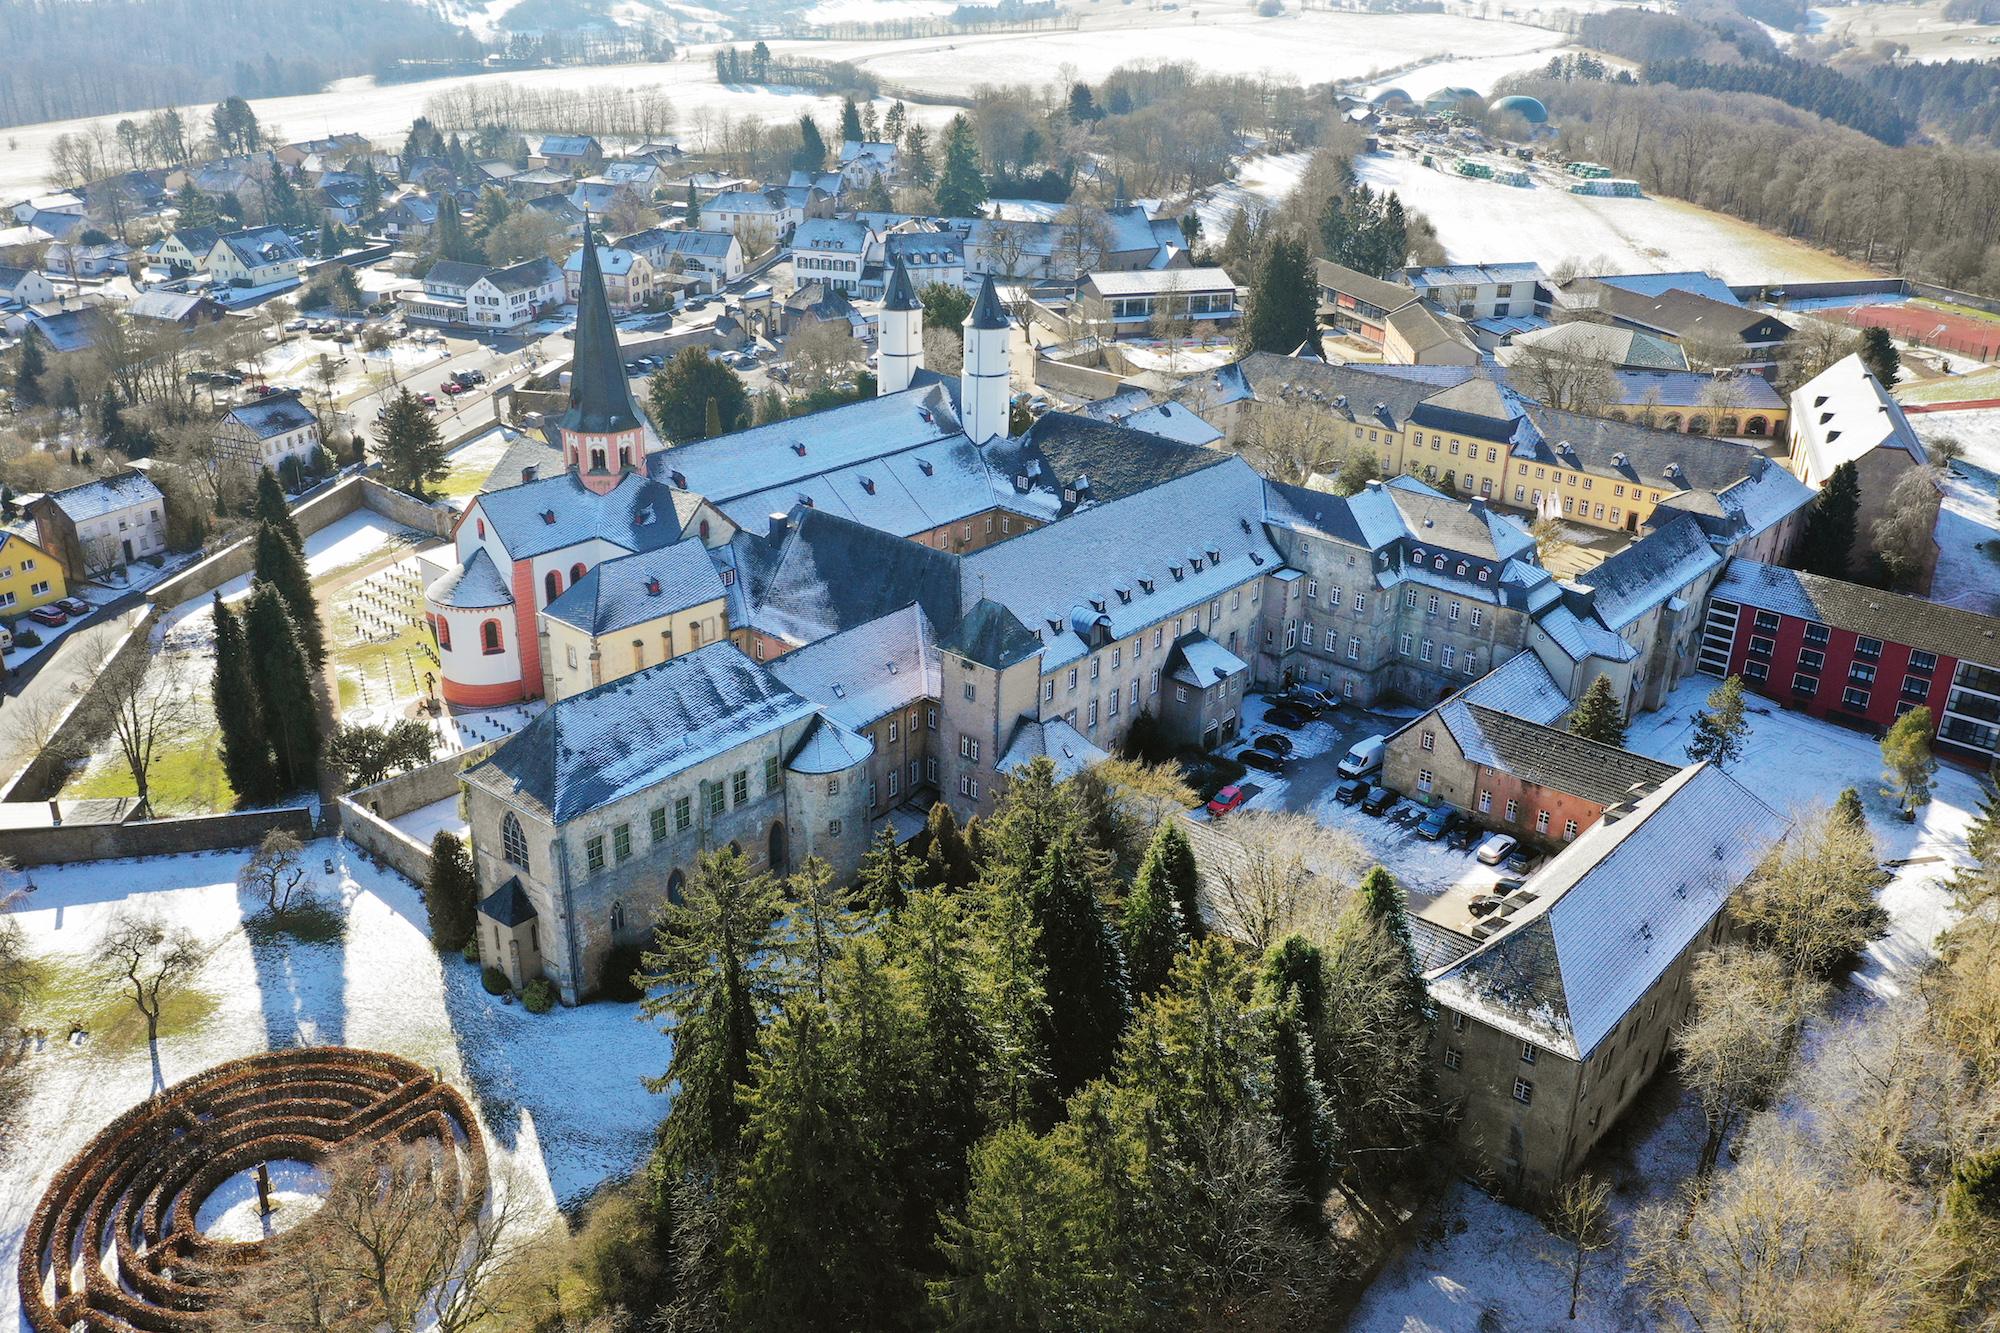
[1699,560,2000,765]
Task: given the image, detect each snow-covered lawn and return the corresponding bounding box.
[0,839,670,1327]
[437,425,517,507]
[392,794,471,846]
[1192,149,1312,234]
[1352,675,1979,1329]
[305,509,429,583]
[1355,45,1588,102]
[1914,405,2000,474]
[1353,151,1873,284]
[1930,470,2000,615]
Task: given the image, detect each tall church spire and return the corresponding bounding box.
[877,253,923,396]
[960,273,1011,444]
[560,215,643,438]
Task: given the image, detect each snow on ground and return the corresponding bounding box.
[0,839,670,1327]
[1354,150,1871,284]
[1192,150,1312,234]
[392,794,471,846]
[1352,675,1980,1329]
[1915,406,2000,474]
[438,425,517,506]
[303,509,428,581]
[1115,341,1238,375]
[1354,45,1585,102]
[1930,471,2000,615]
[195,1161,327,1241]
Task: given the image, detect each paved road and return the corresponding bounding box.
[0,603,150,787]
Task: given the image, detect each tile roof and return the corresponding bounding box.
[542,541,726,635]
[1428,763,1789,1059]
[223,391,316,438]
[1460,705,1679,804]
[1712,558,2000,668]
[467,642,823,822]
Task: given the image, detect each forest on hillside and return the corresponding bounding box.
[0,0,482,128]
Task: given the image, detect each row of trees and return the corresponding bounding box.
[212,471,323,803]
[519,759,1440,1329]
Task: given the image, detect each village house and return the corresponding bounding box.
[1400,262,1546,321]
[204,227,305,288]
[44,240,133,278]
[539,540,731,701]
[839,139,898,185]
[616,227,743,293]
[1785,352,1938,587]
[0,530,67,617]
[30,470,168,579]
[1076,268,1241,336]
[789,217,873,294]
[535,134,603,172]
[214,391,321,477]
[562,244,655,312]
[0,266,56,310]
[149,226,222,275]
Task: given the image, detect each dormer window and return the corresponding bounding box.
[1116,587,1131,604]
[1190,556,1204,572]
[1456,561,1467,576]
[859,476,876,494]
[792,442,807,456]
[1205,545,1220,563]
[1477,568,1490,582]
[1139,577,1154,593]
[1090,596,1106,613]
[670,469,687,488]
[1170,563,1184,581]
[918,460,934,476]
[541,509,557,525]
[1411,548,1425,562]
[1433,556,1445,570]
[645,578,662,596]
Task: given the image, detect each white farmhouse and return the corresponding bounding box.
[466,256,564,330]
[31,471,169,578]
[215,391,321,475]
[789,218,872,294]
[205,227,305,288]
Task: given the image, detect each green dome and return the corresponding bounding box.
[1493,94,1549,124]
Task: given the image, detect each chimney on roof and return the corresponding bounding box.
[768,510,791,537]
[1365,478,1383,491]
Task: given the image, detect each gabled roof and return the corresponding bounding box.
[1789,352,1927,479]
[223,391,316,438]
[770,603,939,727]
[425,259,491,291]
[1515,403,1765,494]
[1498,320,1690,372]
[743,507,964,646]
[1385,302,1474,357]
[467,643,820,822]
[1712,558,2000,668]
[1459,705,1679,804]
[214,226,303,267]
[1574,511,1720,631]
[1313,258,1418,313]
[998,716,1108,781]
[559,217,646,437]
[482,256,561,293]
[542,541,725,635]
[1010,412,1226,507]
[940,597,1041,670]
[40,470,161,523]
[1428,763,1788,1059]
[1166,631,1247,686]
[470,469,693,561]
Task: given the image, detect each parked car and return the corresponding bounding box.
[462,368,488,384]
[625,361,643,374]
[1237,748,1283,773]
[1476,833,1518,865]
[1333,777,1369,806]
[1263,708,1308,731]
[1389,803,1427,827]
[440,380,465,395]
[1205,782,1262,817]
[1253,733,1293,757]
[1416,805,1459,841]
[1447,825,1478,852]
[1337,733,1388,779]
[420,393,438,408]
[1504,848,1537,874]
[252,384,277,396]
[1281,684,1334,714]
[28,605,67,627]
[1361,785,1398,815]
[54,597,89,617]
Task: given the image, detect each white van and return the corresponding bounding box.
[1337,734,1387,779]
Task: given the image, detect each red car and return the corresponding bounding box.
[440,380,465,395]
[252,384,277,396]
[28,605,67,627]
[1204,782,1262,818]
[420,393,438,408]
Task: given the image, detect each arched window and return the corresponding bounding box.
[481,619,504,655]
[501,813,529,869]
[1661,413,1682,430]
[610,900,625,934]
[666,869,685,905]
[768,821,787,875]
[435,618,452,650]
[699,518,711,541]
[476,518,486,539]
[1719,416,1740,435]
[1746,416,1768,437]
[1688,415,1709,435]
[570,561,587,585]
[544,570,562,603]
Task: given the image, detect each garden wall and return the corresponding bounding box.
[0,803,314,867]
[335,737,504,887]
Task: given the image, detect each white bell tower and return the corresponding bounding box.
[961,274,1012,445]
[877,253,923,396]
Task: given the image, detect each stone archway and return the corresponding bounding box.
[768,820,788,875]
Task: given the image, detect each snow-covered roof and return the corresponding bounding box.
[542,542,726,635]
[1498,321,1688,372]
[467,642,826,823]
[1457,649,1571,723]
[1084,267,1238,298]
[1575,511,1720,632]
[708,190,780,216]
[1429,763,1789,1060]
[40,470,161,524]
[427,548,512,610]
[1713,557,2000,669]
[1789,352,1927,480]
[223,392,316,438]
[1166,631,1247,686]
[214,226,303,267]
[792,217,872,254]
[562,244,641,276]
[998,716,1108,781]
[785,714,874,775]
[469,470,693,562]
[1594,269,1740,307]
[770,604,938,730]
[1534,601,1637,665]
[1403,261,1542,289]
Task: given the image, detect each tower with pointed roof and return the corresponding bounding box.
[877,253,923,396]
[961,273,1011,445]
[562,217,657,495]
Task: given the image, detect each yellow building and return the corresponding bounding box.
[537,543,731,702]
[0,531,66,617]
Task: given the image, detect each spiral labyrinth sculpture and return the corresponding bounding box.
[18,1047,487,1332]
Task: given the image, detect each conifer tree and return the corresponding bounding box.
[1833,786,1868,830]
[373,387,449,501]
[12,326,45,408]
[784,855,860,1003]
[253,518,325,664]
[425,830,479,951]
[1247,233,1316,354]
[1568,675,1628,746]
[1145,817,1204,940]
[255,466,301,542]
[1859,325,1901,387]
[1267,990,1335,1231]
[856,824,916,913]
[1121,824,1190,997]
[917,799,977,891]
[686,179,701,228]
[840,97,864,144]
[243,582,323,790]
[211,593,277,803]
[970,863,1050,1126]
[935,114,987,217]
[1028,827,1129,1096]
[1798,460,1861,579]
[886,890,991,1228]
[1687,674,1750,770]
[430,202,480,263]
[793,114,828,173]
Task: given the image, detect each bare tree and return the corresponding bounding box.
[95,908,202,1058]
[237,1140,524,1333]
[1198,810,1364,952]
[1148,269,1195,374]
[1507,336,1619,415]
[1676,945,1825,1177]
[1778,316,1861,395]
[1050,202,1110,283]
[922,326,963,375]
[1871,467,1943,590]
[91,651,197,814]
[1539,1172,1614,1321]
[1735,804,1887,981]
[784,320,862,396]
[241,830,311,914]
[1235,400,1342,486]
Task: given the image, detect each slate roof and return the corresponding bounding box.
[559,217,646,437]
[940,597,1042,670]
[1411,376,1521,436]
[471,469,693,561]
[484,256,561,293]
[1010,412,1226,506]
[1386,302,1474,358]
[427,547,513,609]
[1606,369,1784,410]
[425,259,491,292]
[1594,270,1740,306]
[1461,705,1679,804]
[1515,404,1764,494]
[1235,353,1477,431]
[1579,281,1784,343]
[1498,321,1690,371]
[793,217,872,254]
[1314,258,1417,313]
[1712,558,2000,668]
[1790,353,1927,479]
[466,643,822,822]
[41,470,161,524]
[883,253,920,312]
[542,542,725,635]
[968,273,1008,330]
[1427,763,1789,1059]
[1536,600,1638,664]
[744,507,964,645]
[998,715,1108,780]
[1166,631,1248,686]
[1574,511,1720,632]
[479,877,538,925]
[1457,649,1572,722]
[215,226,303,267]
[770,603,939,728]
[786,714,874,774]
[223,391,316,438]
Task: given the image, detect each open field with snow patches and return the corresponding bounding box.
[1353,150,1874,284]
[0,841,669,1329]
[1352,672,1982,1330]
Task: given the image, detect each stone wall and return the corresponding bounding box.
[334,738,504,888]
[0,804,314,867]
[0,607,159,802]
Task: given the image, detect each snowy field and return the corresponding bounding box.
[392,793,471,846]
[1355,45,1585,102]
[1192,150,1312,234]
[0,840,670,1328]
[1914,406,2000,475]
[1354,151,1872,284]
[1352,674,1981,1329]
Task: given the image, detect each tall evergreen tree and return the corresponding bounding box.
[886,890,992,1232]
[1687,674,1750,770]
[255,466,301,542]
[856,824,916,914]
[970,861,1050,1126]
[649,347,750,442]
[686,179,701,228]
[793,115,828,173]
[1028,827,1128,1096]
[98,384,129,454]
[1798,460,1861,579]
[839,97,864,144]
[12,326,46,409]
[1567,675,1628,746]
[1247,234,1316,354]
[373,387,449,500]
[1147,818,1204,940]
[425,830,479,951]
[210,593,277,803]
[1122,822,1190,996]
[1859,325,1901,386]
[935,114,987,217]
[431,204,481,263]
[918,798,977,891]
[243,582,323,790]
[1267,990,1336,1231]
[253,518,325,664]
[1833,785,1868,830]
